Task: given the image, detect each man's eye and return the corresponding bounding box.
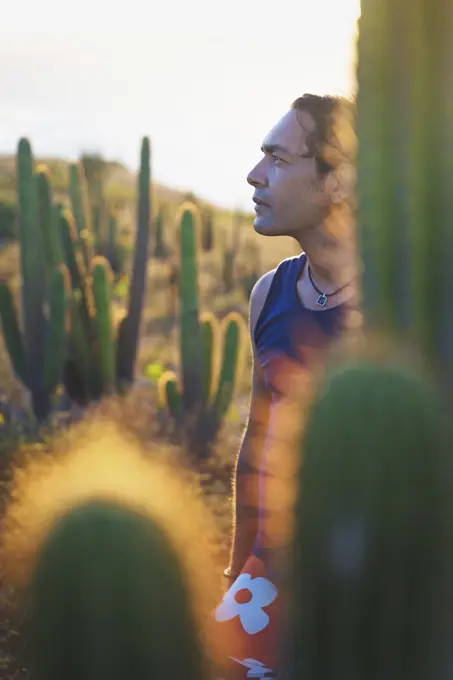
[272,154,282,162]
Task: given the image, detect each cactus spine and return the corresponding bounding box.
[0,140,69,420]
[159,203,245,452]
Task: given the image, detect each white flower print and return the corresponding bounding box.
[230,657,277,678]
[214,572,278,634]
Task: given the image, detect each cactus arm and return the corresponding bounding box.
[211,312,245,423]
[200,312,218,407]
[158,370,183,419]
[60,210,95,321]
[92,257,116,394]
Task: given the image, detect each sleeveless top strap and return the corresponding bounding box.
[254,254,306,348]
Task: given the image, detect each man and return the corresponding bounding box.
[212,94,358,679]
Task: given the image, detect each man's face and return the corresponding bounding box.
[247,108,331,238]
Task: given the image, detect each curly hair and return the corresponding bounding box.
[291,94,357,176]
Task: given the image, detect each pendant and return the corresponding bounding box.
[317,293,328,307]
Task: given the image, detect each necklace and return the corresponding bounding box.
[307,265,355,307]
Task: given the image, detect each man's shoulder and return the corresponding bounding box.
[250,269,276,301]
[249,255,299,333]
[248,269,276,337]
[250,255,302,308]
[250,267,276,304]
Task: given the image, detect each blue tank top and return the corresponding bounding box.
[252,253,345,571]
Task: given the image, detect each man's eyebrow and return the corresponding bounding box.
[260,142,292,156]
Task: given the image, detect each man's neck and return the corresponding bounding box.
[296,224,357,293]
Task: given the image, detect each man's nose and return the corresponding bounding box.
[247,158,268,188]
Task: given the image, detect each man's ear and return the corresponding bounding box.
[324,162,357,204]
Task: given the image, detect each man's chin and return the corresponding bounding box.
[253,215,279,236]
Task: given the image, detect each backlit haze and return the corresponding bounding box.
[0,0,360,211]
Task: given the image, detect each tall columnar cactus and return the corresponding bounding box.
[92,257,116,394]
[29,500,208,680]
[179,205,204,412]
[80,153,105,212]
[58,137,151,402]
[290,358,450,680]
[116,136,151,387]
[62,249,121,403]
[105,212,127,276]
[158,203,245,453]
[36,166,65,276]
[59,209,94,314]
[0,140,69,420]
[69,162,93,269]
[69,162,126,279]
[357,0,453,390]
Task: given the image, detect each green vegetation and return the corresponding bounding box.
[292,358,450,679]
[159,204,246,455]
[357,0,453,391]
[0,140,69,421]
[30,499,208,680]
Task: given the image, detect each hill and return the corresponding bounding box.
[0,151,298,270]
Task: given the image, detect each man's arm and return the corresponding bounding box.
[227,271,275,578]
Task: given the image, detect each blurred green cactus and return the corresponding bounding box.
[92,257,116,394]
[158,203,245,454]
[201,208,214,252]
[357,0,453,389]
[290,357,450,679]
[29,499,208,680]
[36,167,65,275]
[0,141,69,421]
[0,137,151,410]
[62,137,152,402]
[69,162,93,269]
[68,162,127,279]
[154,205,169,259]
[116,136,151,388]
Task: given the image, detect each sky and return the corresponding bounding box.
[0,0,360,210]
